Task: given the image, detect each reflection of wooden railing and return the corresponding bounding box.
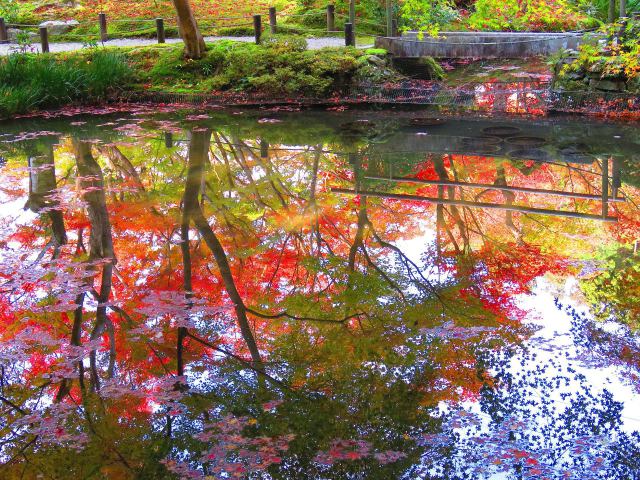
[331,188,619,223]
[364,175,626,203]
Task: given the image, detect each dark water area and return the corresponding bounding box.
[0,108,639,479]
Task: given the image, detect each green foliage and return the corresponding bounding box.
[553,18,640,93]
[468,0,594,31]
[293,0,387,34]
[216,25,256,36]
[0,51,132,118]
[576,0,640,21]
[365,48,388,56]
[261,33,308,53]
[581,245,640,331]
[0,0,37,24]
[400,0,459,36]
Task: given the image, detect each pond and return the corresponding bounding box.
[0,108,639,479]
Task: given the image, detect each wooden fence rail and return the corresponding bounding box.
[2,4,391,51]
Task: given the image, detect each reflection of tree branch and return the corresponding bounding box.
[266,234,291,291]
[185,332,291,391]
[245,307,363,324]
[435,156,469,252]
[346,196,407,302]
[105,302,172,376]
[367,224,440,298]
[360,245,407,302]
[0,395,26,415]
[348,200,368,271]
[97,145,145,192]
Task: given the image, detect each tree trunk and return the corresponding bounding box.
[608,0,616,23]
[172,0,206,59]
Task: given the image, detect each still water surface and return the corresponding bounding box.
[0,109,639,479]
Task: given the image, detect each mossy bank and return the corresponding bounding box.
[552,18,640,94]
[0,37,401,119]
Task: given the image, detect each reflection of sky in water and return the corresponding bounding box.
[391,224,640,478]
[521,278,640,433]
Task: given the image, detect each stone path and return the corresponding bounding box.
[0,36,367,55]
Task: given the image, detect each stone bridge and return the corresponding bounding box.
[375,31,597,59]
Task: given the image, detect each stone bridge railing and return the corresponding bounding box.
[375,31,599,59]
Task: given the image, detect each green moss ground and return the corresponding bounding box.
[0,38,398,119]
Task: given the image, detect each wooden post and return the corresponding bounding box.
[602,157,609,219]
[269,7,277,34]
[0,18,8,44]
[164,132,173,148]
[608,0,616,22]
[253,14,262,44]
[39,27,49,53]
[349,0,356,26]
[620,0,626,18]
[392,18,398,37]
[386,0,393,37]
[612,157,621,198]
[99,12,108,42]
[156,18,165,43]
[327,5,335,32]
[345,22,355,46]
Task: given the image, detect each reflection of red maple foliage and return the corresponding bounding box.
[0,119,638,478]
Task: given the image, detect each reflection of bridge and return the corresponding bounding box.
[333,157,624,223]
[346,83,640,116]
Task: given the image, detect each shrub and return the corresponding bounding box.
[0,51,132,118]
[468,0,594,31]
[293,0,386,34]
[401,0,460,36]
[0,0,37,25]
[553,18,640,92]
[217,26,255,36]
[576,0,640,21]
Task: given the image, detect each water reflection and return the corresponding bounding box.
[0,110,639,479]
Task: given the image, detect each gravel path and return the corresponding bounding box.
[0,36,367,55]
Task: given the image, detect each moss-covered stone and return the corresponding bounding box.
[552,18,640,94]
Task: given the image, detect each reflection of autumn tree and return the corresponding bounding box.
[1,115,639,479]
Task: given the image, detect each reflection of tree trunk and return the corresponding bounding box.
[495,162,523,244]
[97,145,145,192]
[73,140,116,390]
[434,156,469,253]
[348,199,368,270]
[178,162,194,377]
[182,130,263,370]
[308,146,322,255]
[25,144,67,252]
[56,292,86,402]
[347,155,407,301]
